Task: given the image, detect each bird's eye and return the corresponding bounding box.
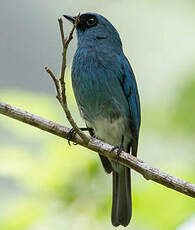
[86,17,97,26]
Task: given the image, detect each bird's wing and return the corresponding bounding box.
[119,55,141,156]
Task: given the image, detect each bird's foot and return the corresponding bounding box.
[110,135,124,162]
[67,128,77,146]
[67,127,93,146]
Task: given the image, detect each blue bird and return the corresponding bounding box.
[64,13,141,227]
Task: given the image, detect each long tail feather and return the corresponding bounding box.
[111,165,132,227]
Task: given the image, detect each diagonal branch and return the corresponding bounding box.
[0,101,195,198]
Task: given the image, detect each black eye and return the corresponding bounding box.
[86,17,97,26]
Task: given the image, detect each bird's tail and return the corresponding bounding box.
[111,165,132,227]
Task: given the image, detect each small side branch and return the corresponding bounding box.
[0,101,195,198]
[45,67,61,101]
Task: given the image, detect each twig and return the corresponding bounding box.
[0,101,195,198]
[64,14,80,48]
[45,67,61,101]
[58,18,66,48]
[45,14,88,143]
[59,14,80,102]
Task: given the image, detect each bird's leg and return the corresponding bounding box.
[67,128,76,146]
[111,135,124,162]
[67,127,93,146]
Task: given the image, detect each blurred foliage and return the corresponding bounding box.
[171,72,195,134]
[0,71,195,230]
[143,71,195,138]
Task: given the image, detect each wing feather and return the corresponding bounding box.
[119,55,141,156]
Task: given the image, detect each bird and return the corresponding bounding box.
[64,12,141,227]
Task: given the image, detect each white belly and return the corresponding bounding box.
[87,117,131,147]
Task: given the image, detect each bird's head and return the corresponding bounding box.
[63,13,122,50]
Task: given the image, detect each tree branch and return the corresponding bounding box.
[0,101,195,198]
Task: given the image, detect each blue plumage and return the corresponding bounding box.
[64,13,141,227]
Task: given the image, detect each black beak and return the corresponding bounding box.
[63,15,76,24]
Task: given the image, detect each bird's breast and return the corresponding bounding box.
[71,47,130,125]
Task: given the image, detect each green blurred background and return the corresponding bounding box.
[0,0,195,229]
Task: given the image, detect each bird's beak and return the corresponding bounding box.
[63,15,76,24]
